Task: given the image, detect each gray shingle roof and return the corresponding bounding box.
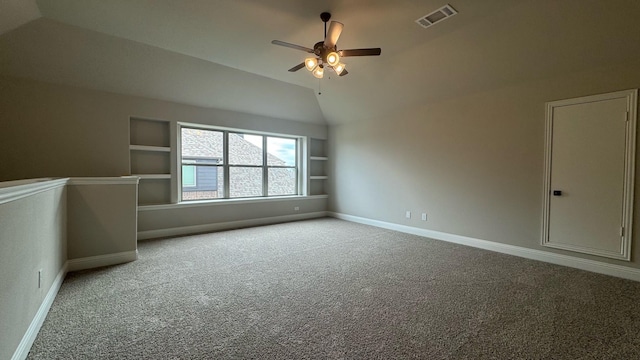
[181,129,287,166]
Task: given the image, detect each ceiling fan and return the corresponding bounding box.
[271,12,382,78]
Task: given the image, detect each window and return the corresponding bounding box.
[267,137,297,196]
[181,126,299,201]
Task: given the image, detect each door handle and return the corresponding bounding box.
[553,190,562,196]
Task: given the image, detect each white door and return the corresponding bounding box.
[542,90,637,260]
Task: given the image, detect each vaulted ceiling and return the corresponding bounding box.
[1,0,639,125]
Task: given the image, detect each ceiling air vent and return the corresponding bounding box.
[415,4,457,29]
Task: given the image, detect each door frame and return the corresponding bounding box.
[541,89,638,260]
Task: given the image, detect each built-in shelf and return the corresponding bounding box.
[130,118,174,206]
[308,137,328,196]
[129,145,171,152]
[136,174,171,180]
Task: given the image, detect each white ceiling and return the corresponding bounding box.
[1,0,639,125]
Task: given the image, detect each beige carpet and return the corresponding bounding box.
[27,218,640,359]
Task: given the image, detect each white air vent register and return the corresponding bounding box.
[415,4,458,29]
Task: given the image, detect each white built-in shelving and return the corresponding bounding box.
[308,138,328,196]
[129,145,171,152]
[129,118,175,205]
[136,174,172,180]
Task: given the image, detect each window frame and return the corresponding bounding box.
[179,124,300,202]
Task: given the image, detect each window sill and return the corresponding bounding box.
[138,194,328,211]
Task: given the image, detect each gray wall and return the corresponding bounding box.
[0,75,328,237]
[0,184,67,360]
[329,61,640,268]
[0,75,327,182]
[67,182,138,259]
[1,177,148,359]
[0,18,326,125]
[138,197,327,237]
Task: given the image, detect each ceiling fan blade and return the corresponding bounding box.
[288,62,305,72]
[324,21,344,49]
[339,48,382,57]
[339,69,349,77]
[271,40,314,53]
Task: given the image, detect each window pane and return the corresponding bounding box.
[181,128,223,162]
[182,166,224,201]
[182,165,196,187]
[230,167,263,198]
[268,168,297,196]
[267,137,296,166]
[229,133,263,165]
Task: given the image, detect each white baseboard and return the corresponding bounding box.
[12,263,67,360]
[67,250,138,272]
[329,212,640,282]
[137,211,328,240]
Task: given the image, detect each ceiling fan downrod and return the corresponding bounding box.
[321,12,332,39]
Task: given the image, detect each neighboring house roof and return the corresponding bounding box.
[181,128,222,158]
[181,129,287,166]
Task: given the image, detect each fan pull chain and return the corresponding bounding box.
[318,78,322,95]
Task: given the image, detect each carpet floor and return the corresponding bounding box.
[27,218,640,359]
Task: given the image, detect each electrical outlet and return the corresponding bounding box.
[405,211,411,219]
[421,213,427,221]
[294,206,300,211]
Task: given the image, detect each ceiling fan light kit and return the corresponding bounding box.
[312,65,324,79]
[272,12,381,79]
[305,58,318,71]
[333,62,346,76]
[326,52,339,66]
[306,52,344,78]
